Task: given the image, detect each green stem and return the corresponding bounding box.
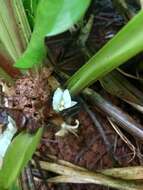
[67,10,143,95]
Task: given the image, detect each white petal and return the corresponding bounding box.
[71,101,77,107]
[52,88,63,112]
[55,128,67,137]
[0,116,17,169]
[63,89,72,109]
[52,88,78,112]
[0,134,11,158]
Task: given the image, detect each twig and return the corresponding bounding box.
[20,169,29,190]
[40,161,143,190]
[41,156,143,180]
[117,68,143,81]
[80,97,119,165]
[100,166,143,180]
[25,162,36,190]
[83,88,143,142]
[108,118,136,163]
[34,155,48,188]
[77,14,94,58]
[112,0,135,20]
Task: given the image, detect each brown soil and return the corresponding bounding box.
[37,107,139,190]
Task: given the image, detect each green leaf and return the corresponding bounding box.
[14,0,91,69]
[22,0,40,29]
[10,182,22,190]
[67,10,143,95]
[0,128,43,189]
[0,0,31,62]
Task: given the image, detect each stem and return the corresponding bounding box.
[67,11,143,95]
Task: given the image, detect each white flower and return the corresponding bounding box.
[0,116,17,169]
[52,88,77,112]
[55,119,79,137]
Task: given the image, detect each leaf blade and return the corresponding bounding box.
[0,128,43,189]
[67,11,143,95]
[15,0,91,69]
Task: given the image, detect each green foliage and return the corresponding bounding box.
[15,0,91,69]
[22,0,40,29]
[67,10,143,95]
[0,0,30,62]
[10,183,21,190]
[0,0,31,81]
[0,128,43,189]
